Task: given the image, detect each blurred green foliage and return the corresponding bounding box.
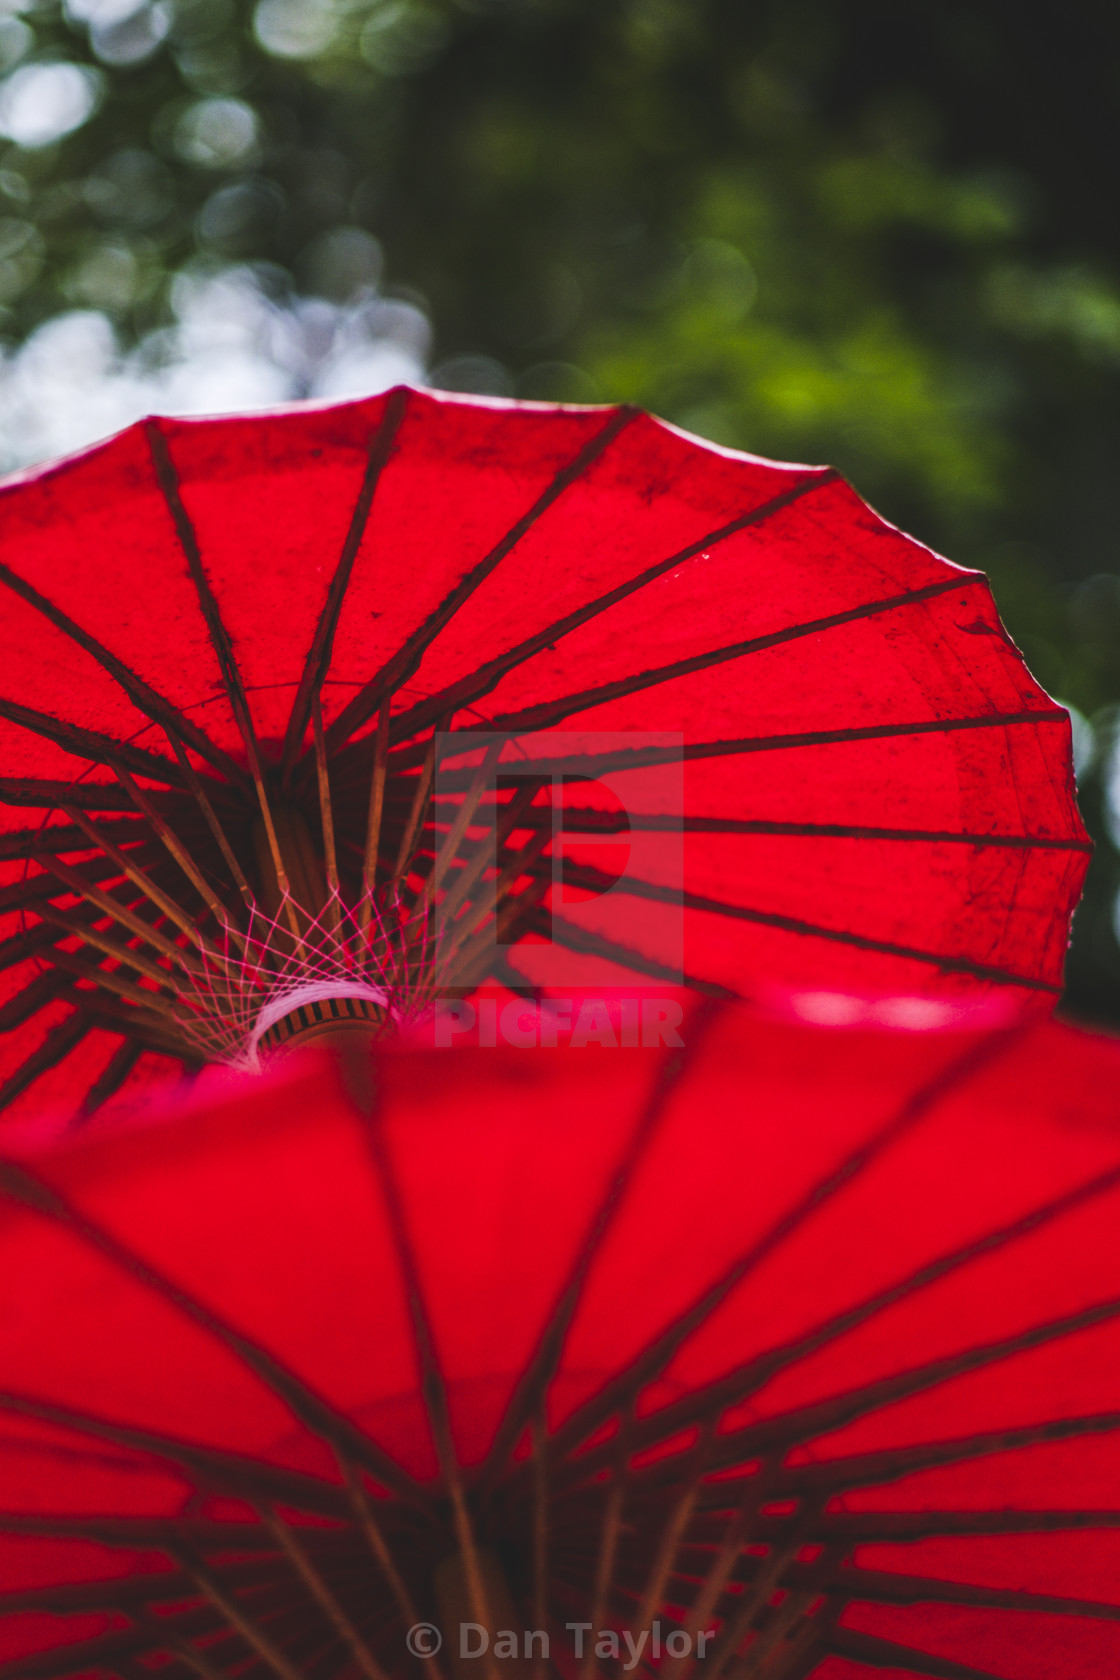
[3,0,1120,1015]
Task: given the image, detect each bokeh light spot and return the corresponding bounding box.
[174,97,260,169]
[253,0,336,60]
[0,62,101,148]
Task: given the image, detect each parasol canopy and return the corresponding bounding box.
[0,1003,1119,1677]
[0,387,1088,1119]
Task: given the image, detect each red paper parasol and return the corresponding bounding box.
[1,1004,1120,1678]
[0,388,1088,1119]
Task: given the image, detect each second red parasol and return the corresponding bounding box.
[0,1003,1118,1676]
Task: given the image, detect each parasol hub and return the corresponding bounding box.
[248,979,389,1062]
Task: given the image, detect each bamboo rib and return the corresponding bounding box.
[324,405,636,754]
[443,822,552,974]
[447,1493,509,1680]
[264,1507,390,1680]
[112,766,243,947]
[61,805,221,963]
[0,1353,1078,1680]
[531,1410,549,1680]
[580,1419,632,1680]
[57,991,191,1059]
[368,1116,502,1680]
[180,1552,305,1680]
[0,819,148,863]
[145,421,300,943]
[37,856,201,974]
[437,776,541,929]
[167,730,256,910]
[45,946,179,1016]
[447,842,553,990]
[360,695,392,931]
[738,1590,820,1680]
[425,738,502,905]
[311,691,341,934]
[393,727,441,879]
[281,389,408,779]
[707,1531,817,1680]
[32,905,173,987]
[337,1455,430,1651]
[627,1434,710,1649]
[661,1479,775,1680]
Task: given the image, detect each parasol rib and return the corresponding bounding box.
[0,1620,180,1680]
[0,849,157,915]
[433,715,1071,780]
[537,893,1061,993]
[530,1410,548,1680]
[263,1506,392,1680]
[809,1509,1120,1541]
[439,817,554,971]
[827,1628,1022,1680]
[0,1389,354,1517]
[61,802,225,961]
[393,724,443,878]
[0,924,64,972]
[0,560,247,784]
[558,810,1092,851]
[336,1452,431,1653]
[362,1105,502,1678]
[424,736,503,902]
[715,1147,1120,1478]
[176,1548,305,1680]
[481,1001,726,1488]
[628,1429,713,1650]
[166,730,255,909]
[78,1036,144,1117]
[545,1028,1022,1471]
[360,694,392,920]
[111,768,241,938]
[281,387,409,778]
[0,777,138,810]
[707,1526,821,1680]
[661,1468,786,1680]
[35,902,185,987]
[144,420,298,932]
[720,1290,1120,1471]
[325,404,639,752]
[0,970,59,1030]
[310,690,341,930]
[580,1416,634,1680]
[0,1163,424,1501]
[386,468,841,741]
[785,1409,1120,1498]
[0,695,187,786]
[0,1566,198,1614]
[509,908,735,996]
[488,650,1046,738]
[38,855,203,973]
[43,945,179,1015]
[436,775,547,938]
[54,988,192,1057]
[0,1010,90,1110]
[133,1613,245,1680]
[815,1565,1120,1620]
[0,817,148,861]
